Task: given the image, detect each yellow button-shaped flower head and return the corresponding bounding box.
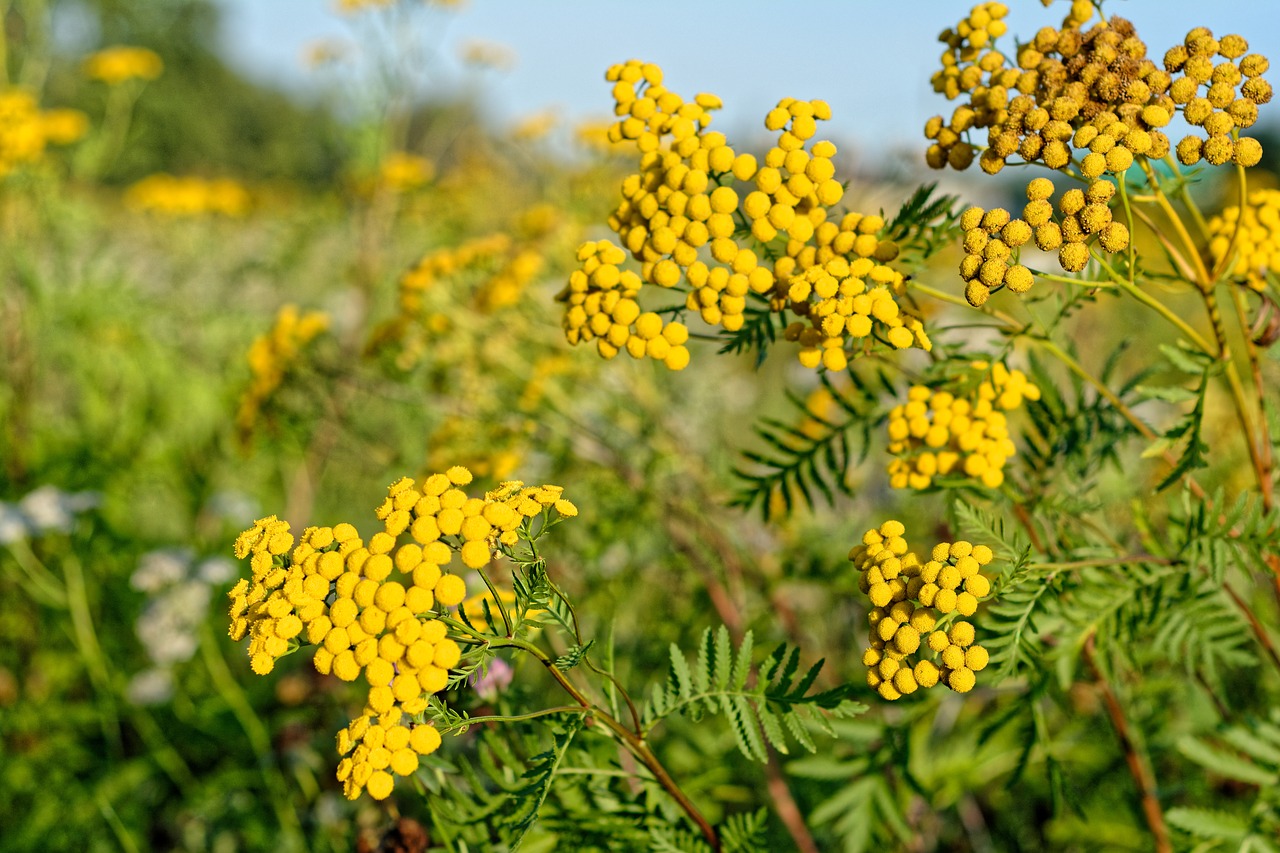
[366,770,394,800]
[410,724,442,755]
[948,666,977,693]
[435,574,466,607]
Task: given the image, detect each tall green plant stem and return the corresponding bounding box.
[489,634,721,851]
[1138,160,1272,514]
[1083,634,1171,853]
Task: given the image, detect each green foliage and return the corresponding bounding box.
[648,808,768,853]
[1173,486,1280,583]
[644,626,866,762]
[731,369,889,519]
[884,182,960,267]
[1142,344,1220,491]
[787,719,913,853]
[1166,714,1280,849]
[717,296,786,366]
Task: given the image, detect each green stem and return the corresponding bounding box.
[63,551,123,755]
[1163,154,1212,242]
[1028,271,1117,289]
[476,567,514,637]
[1230,285,1274,510]
[1089,251,1214,354]
[490,635,720,851]
[1117,165,1138,281]
[909,280,1021,326]
[1140,159,1212,286]
[438,705,587,734]
[4,539,67,606]
[1030,337,1158,443]
[200,623,306,849]
[1202,285,1269,499]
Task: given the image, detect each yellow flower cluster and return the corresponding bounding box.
[236,304,329,440]
[1207,189,1280,292]
[957,205,1035,306]
[926,5,1268,176]
[378,152,436,192]
[124,174,251,217]
[0,91,86,176]
[1167,30,1270,168]
[851,521,994,700]
[558,239,692,369]
[228,502,461,801]
[562,60,930,371]
[39,109,89,146]
[782,250,931,372]
[228,467,576,800]
[373,470,575,572]
[961,177,1128,304]
[886,362,1040,490]
[83,46,163,85]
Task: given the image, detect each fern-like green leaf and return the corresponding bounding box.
[1178,735,1280,786]
[1165,807,1249,842]
[643,627,865,762]
[720,808,769,853]
[505,718,585,850]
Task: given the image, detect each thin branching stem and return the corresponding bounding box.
[489,635,721,850]
[1083,634,1171,853]
[1140,159,1212,286]
[1229,285,1275,510]
[438,706,589,734]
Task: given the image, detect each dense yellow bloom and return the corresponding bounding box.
[561,60,931,371]
[961,178,1128,304]
[886,361,1040,491]
[851,521,995,700]
[925,5,1269,175]
[1206,189,1280,292]
[558,238,691,369]
[235,304,330,442]
[83,46,163,85]
[124,175,251,217]
[230,467,577,800]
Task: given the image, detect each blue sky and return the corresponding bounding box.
[213,1,1280,155]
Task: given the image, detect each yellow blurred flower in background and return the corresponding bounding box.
[125,175,251,217]
[83,46,163,85]
[378,152,436,192]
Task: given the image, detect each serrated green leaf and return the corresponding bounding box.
[1166,807,1249,841]
[1178,736,1280,786]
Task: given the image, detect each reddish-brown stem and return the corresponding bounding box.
[1083,635,1171,853]
[765,749,820,853]
[1223,581,1280,676]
